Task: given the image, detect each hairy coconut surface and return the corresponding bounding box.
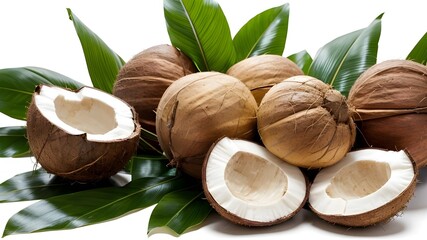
[227,55,304,105]
[202,137,308,226]
[348,59,427,168]
[156,72,258,179]
[27,85,141,182]
[309,149,417,227]
[113,44,196,134]
[257,75,356,168]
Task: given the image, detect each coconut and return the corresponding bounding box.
[113,44,196,135]
[156,72,258,179]
[202,137,308,226]
[257,75,356,168]
[26,85,141,182]
[348,60,427,168]
[227,54,304,105]
[309,149,417,227]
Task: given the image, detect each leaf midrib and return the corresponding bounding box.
[63,177,176,228]
[244,6,284,59]
[179,0,209,71]
[329,36,359,87]
[0,86,33,96]
[164,191,203,229]
[0,182,69,199]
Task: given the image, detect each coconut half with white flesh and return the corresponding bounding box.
[309,149,417,227]
[202,137,308,227]
[26,85,141,182]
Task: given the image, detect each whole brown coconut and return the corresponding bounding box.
[27,85,141,182]
[113,44,196,135]
[257,75,356,168]
[348,59,427,168]
[156,72,258,179]
[227,54,304,105]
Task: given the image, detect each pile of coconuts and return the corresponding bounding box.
[27,43,425,228]
[113,44,424,227]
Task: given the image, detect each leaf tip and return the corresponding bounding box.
[66,8,73,20]
[147,226,180,238]
[376,12,385,20]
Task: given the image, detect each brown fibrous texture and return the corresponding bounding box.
[348,59,427,168]
[257,75,356,168]
[26,86,141,182]
[227,54,304,105]
[113,44,196,134]
[156,72,258,179]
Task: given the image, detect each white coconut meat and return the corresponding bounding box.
[34,85,136,141]
[203,137,307,226]
[309,149,416,223]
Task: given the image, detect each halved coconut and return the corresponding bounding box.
[202,137,308,226]
[309,149,417,227]
[26,85,141,182]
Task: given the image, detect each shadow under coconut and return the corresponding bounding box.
[405,167,427,211]
[307,209,406,237]
[205,209,307,236]
[50,170,130,186]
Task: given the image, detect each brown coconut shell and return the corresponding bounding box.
[156,72,258,179]
[227,54,304,105]
[113,44,196,135]
[257,75,356,168]
[309,154,418,227]
[26,85,141,182]
[348,59,427,168]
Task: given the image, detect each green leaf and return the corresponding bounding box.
[233,4,290,61]
[164,0,236,72]
[0,126,30,158]
[0,67,84,120]
[67,8,125,93]
[3,176,192,237]
[138,129,163,155]
[287,50,313,74]
[407,32,427,65]
[129,155,176,179]
[0,169,121,203]
[148,188,212,235]
[308,14,383,96]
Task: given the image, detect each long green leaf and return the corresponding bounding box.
[129,155,176,179]
[164,0,236,72]
[288,50,313,74]
[148,188,211,235]
[0,169,121,203]
[0,67,84,120]
[0,126,30,158]
[233,4,290,61]
[407,32,427,65]
[308,14,383,96]
[67,8,125,93]
[3,176,192,237]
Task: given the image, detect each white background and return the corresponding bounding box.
[0,0,427,239]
